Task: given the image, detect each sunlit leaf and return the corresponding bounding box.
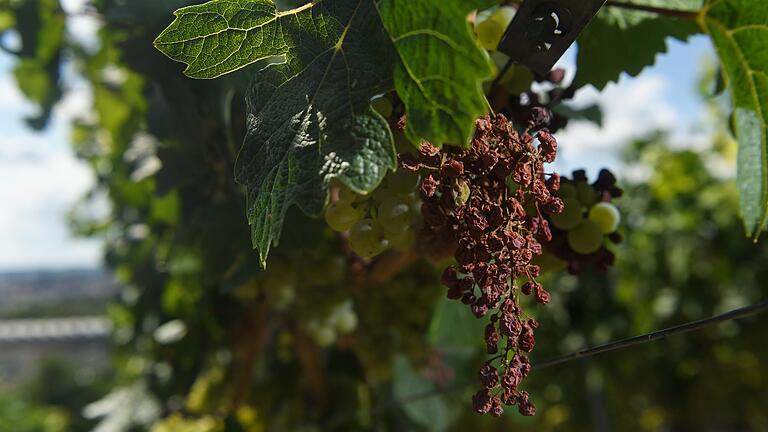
[700,0,768,237]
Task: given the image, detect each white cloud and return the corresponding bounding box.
[0,138,101,270]
[552,74,680,177]
[0,69,101,271]
[61,0,102,52]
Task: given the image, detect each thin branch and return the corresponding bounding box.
[294,327,330,412]
[605,1,700,20]
[333,299,768,423]
[228,305,270,411]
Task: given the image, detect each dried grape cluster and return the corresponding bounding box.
[402,114,563,417]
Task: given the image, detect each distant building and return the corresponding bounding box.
[0,269,119,317]
[0,270,118,385]
[0,317,111,385]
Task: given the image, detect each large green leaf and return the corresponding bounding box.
[700,0,768,237]
[154,0,491,143]
[376,0,493,146]
[392,355,454,432]
[575,1,701,89]
[154,0,493,264]
[158,0,396,266]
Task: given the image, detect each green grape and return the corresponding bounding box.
[387,170,420,194]
[402,192,421,214]
[589,202,621,234]
[387,228,415,252]
[557,182,577,199]
[377,196,411,234]
[505,65,535,95]
[330,302,358,333]
[549,197,583,230]
[474,16,505,51]
[337,184,361,204]
[349,219,388,258]
[371,96,393,118]
[567,219,604,255]
[324,201,361,232]
[371,182,394,202]
[334,309,358,333]
[312,324,337,347]
[475,6,515,51]
[576,182,598,207]
[491,5,516,28]
[491,51,512,79]
[533,251,568,274]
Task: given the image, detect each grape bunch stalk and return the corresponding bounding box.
[402,114,563,417]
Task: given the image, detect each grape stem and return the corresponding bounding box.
[294,327,330,411]
[604,1,700,20]
[229,305,270,410]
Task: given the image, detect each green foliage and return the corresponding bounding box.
[392,356,453,432]
[0,396,69,432]
[155,0,494,263]
[0,359,113,432]
[377,0,493,146]
[5,0,768,430]
[5,0,65,129]
[156,0,398,265]
[699,0,768,238]
[575,4,700,89]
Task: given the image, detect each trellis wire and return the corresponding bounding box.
[362,299,768,419]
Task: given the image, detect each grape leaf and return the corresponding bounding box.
[156,0,396,266]
[376,0,493,146]
[154,0,494,264]
[699,0,768,237]
[575,4,700,89]
[154,0,493,143]
[393,355,455,431]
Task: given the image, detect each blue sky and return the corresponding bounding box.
[0,28,717,271]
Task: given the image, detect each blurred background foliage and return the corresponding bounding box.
[0,0,766,431]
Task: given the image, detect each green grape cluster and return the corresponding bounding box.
[304,300,359,347]
[555,180,621,255]
[325,170,422,258]
[538,170,623,275]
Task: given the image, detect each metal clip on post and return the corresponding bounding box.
[497,0,607,76]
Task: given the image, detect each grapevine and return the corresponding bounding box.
[3,0,767,430]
